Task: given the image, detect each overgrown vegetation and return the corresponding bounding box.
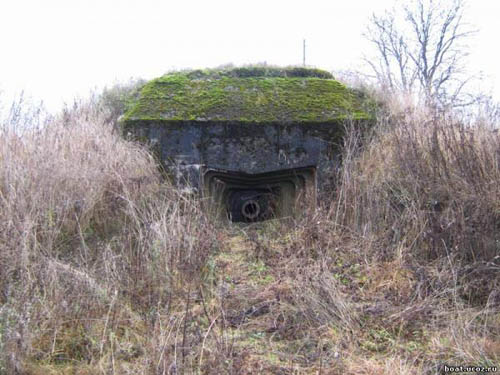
[0,76,499,374]
[99,78,146,125]
[122,66,372,125]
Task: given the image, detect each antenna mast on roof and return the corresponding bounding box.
[303,39,306,67]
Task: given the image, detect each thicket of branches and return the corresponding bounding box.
[365,0,478,109]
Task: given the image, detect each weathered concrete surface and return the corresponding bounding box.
[127,121,343,191]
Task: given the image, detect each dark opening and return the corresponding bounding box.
[203,167,316,223]
[242,200,260,220]
[227,189,279,222]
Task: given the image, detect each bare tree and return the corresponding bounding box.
[365,0,477,108]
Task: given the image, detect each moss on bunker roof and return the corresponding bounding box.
[123,66,372,124]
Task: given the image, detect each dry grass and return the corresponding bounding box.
[1,85,499,374]
[0,97,217,374]
[337,104,500,301]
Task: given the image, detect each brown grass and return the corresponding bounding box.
[0,97,217,374]
[1,86,499,374]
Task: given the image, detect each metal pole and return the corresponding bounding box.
[303,39,306,66]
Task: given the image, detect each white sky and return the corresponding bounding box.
[1,0,499,113]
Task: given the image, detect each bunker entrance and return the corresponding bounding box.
[202,167,316,222]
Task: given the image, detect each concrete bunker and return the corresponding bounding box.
[120,66,372,222]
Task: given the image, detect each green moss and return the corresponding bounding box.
[122,67,373,125]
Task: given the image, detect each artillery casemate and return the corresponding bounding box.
[121,66,372,222]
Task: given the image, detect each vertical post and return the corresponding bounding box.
[303,39,306,66]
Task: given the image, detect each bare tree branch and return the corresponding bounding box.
[364,0,478,109]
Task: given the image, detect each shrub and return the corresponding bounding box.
[99,78,146,125]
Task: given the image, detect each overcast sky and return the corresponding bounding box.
[1,0,499,113]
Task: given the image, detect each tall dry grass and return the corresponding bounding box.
[334,101,500,302]
[0,97,217,374]
[243,90,500,372]
[328,94,499,371]
[1,82,499,374]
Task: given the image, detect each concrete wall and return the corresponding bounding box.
[128,121,344,192]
